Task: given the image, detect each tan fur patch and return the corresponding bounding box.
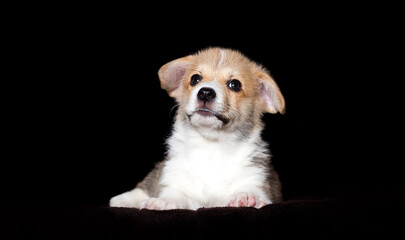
[159,47,285,118]
[182,48,261,110]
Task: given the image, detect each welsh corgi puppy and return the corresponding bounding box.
[110,47,285,210]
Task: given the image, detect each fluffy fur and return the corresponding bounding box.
[110,47,285,210]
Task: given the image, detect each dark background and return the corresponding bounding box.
[3,6,402,205]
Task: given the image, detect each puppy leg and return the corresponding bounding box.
[109,188,149,208]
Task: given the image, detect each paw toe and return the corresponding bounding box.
[228,193,267,208]
[140,198,177,210]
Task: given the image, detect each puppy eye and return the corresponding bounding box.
[190,74,202,86]
[227,79,242,92]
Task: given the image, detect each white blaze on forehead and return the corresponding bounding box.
[218,49,226,67]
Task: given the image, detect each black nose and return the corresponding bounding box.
[197,87,216,102]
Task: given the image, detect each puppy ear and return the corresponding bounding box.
[158,56,192,98]
[257,70,286,114]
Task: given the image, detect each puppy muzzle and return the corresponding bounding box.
[192,108,230,125]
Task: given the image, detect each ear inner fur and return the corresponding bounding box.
[257,71,285,114]
[158,57,192,98]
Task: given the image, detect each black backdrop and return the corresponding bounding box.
[3,7,402,205]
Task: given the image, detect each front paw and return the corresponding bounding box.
[139,198,177,210]
[228,193,267,208]
[110,193,136,208]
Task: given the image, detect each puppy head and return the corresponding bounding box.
[158,48,285,137]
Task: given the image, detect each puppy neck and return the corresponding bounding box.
[173,115,263,144]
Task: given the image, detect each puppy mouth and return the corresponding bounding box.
[189,108,230,125]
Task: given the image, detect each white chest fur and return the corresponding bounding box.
[160,124,269,208]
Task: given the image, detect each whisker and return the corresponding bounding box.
[169,103,179,118]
